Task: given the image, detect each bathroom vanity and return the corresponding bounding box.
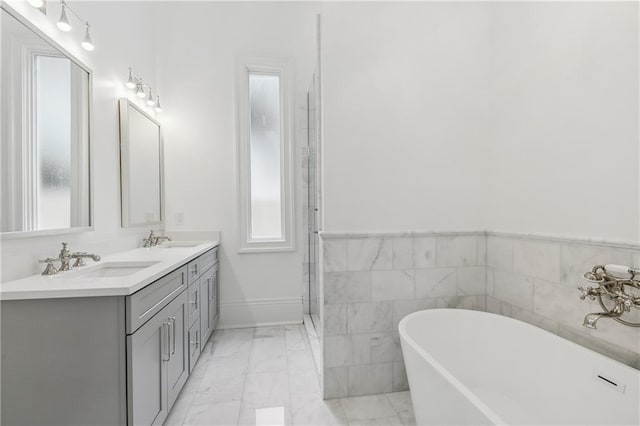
[1,241,220,426]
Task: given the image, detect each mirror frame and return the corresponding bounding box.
[0,2,94,240]
[118,98,164,228]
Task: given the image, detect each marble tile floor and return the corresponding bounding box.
[164,324,416,426]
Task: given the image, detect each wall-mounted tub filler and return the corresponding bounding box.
[578,264,640,329]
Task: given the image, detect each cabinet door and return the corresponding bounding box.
[188,320,201,373]
[166,290,189,409]
[199,274,212,342]
[188,278,200,328]
[127,310,169,426]
[209,268,219,328]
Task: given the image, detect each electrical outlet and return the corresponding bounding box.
[175,212,184,226]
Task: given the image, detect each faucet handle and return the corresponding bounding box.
[72,253,88,268]
[39,258,59,276]
[578,286,597,301]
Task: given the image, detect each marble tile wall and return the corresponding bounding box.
[485,233,640,369]
[320,232,487,398]
[321,231,640,399]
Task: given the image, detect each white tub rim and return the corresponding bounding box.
[398,308,639,426]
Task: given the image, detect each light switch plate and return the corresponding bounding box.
[175,212,184,226]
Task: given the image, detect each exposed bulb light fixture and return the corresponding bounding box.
[126,68,136,89]
[27,0,45,8]
[57,1,72,32]
[136,80,146,98]
[81,23,94,51]
[147,91,155,106]
[55,1,95,50]
[126,68,163,113]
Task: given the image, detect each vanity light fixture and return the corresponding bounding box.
[57,1,72,32]
[126,68,136,89]
[126,68,163,113]
[56,1,96,51]
[81,23,94,51]
[136,80,146,98]
[147,91,155,106]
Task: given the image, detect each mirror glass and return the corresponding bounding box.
[1,8,92,235]
[118,99,163,227]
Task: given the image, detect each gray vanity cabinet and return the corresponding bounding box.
[127,283,189,425]
[199,263,219,345]
[1,246,219,426]
[127,306,169,426]
[200,268,213,341]
[166,290,189,408]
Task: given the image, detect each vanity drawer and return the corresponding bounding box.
[188,320,201,374]
[126,266,188,334]
[188,278,200,327]
[187,247,218,286]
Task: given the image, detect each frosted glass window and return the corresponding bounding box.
[36,55,71,230]
[249,73,282,240]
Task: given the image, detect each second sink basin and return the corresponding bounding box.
[63,261,161,279]
[158,241,202,248]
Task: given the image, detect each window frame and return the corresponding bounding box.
[236,56,295,253]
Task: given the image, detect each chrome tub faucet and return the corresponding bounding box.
[578,264,640,329]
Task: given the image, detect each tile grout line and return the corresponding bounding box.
[236,328,257,426]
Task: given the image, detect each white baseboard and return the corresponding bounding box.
[217,297,303,329]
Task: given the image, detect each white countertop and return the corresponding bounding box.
[0,240,219,301]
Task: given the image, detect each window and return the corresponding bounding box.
[237,57,294,252]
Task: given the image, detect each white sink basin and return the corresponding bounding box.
[158,241,202,248]
[61,261,161,279]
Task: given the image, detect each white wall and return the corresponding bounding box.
[487,1,639,243]
[155,2,318,327]
[321,1,639,244]
[321,2,492,233]
[1,1,159,282]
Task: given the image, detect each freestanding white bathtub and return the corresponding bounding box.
[399,309,640,425]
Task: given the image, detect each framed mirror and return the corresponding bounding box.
[118,98,163,228]
[1,5,93,238]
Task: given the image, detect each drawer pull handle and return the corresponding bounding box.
[163,322,171,362]
[169,317,176,355]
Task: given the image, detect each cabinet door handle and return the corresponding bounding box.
[208,275,215,301]
[196,330,200,349]
[190,291,198,309]
[163,322,171,362]
[169,317,176,355]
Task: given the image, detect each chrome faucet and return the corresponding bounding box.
[583,310,624,330]
[71,252,101,267]
[58,242,72,272]
[578,264,640,329]
[143,230,172,247]
[39,243,101,275]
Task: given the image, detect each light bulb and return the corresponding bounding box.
[57,2,72,32]
[81,23,94,51]
[136,81,146,98]
[27,0,45,8]
[147,91,155,106]
[154,97,163,113]
[126,68,136,89]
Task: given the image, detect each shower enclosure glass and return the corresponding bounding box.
[305,72,320,331]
